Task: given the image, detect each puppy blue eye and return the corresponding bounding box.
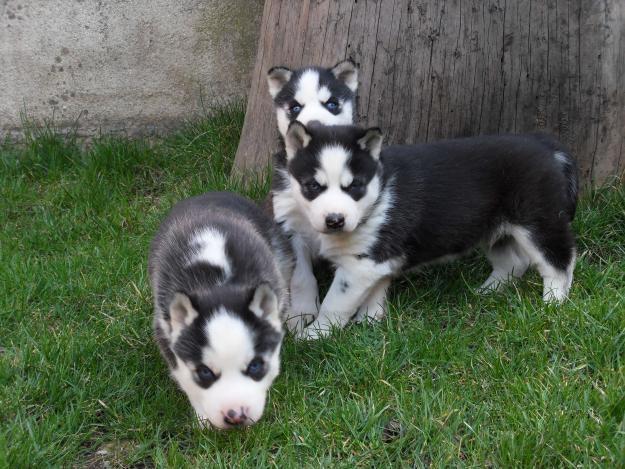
[325,100,338,111]
[289,104,302,115]
[196,365,216,382]
[246,358,265,379]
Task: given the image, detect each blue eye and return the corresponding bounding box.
[289,104,302,115]
[325,100,339,111]
[246,358,265,380]
[196,365,216,383]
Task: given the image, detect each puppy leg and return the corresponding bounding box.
[299,258,397,339]
[285,236,319,333]
[479,238,530,293]
[300,268,379,339]
[353,277,391,323]
[510,225,576,303]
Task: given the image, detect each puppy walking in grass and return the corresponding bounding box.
[277,123,578,339]
[149,192,293,429]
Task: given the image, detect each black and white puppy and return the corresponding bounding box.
[267,59,358,139]
[267,60,358,329]
[149,192,293,428]
[278,123,577,339]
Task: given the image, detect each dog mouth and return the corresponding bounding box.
[322,226,345,234]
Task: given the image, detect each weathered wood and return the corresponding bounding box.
[234,0,624,186]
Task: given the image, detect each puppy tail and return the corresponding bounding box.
[556,150,578,221]
[533,133,578,220]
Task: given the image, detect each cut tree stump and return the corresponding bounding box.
[234,0,624,186]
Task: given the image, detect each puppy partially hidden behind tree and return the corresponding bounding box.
[276,122,578,339]
[149,192,293,429]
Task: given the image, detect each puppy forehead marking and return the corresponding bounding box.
[318,145,351,186]
[314,170,328,186]
[204,308,254,370]
[340,170,354,188]
[294,70,322,104]
[190,228,230,276]
[318,86,331,102]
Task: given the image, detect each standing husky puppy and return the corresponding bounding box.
[267,60,358,329]
[280,123,577,339]
[149,192,293,428]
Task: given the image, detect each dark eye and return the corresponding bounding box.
[305,180,322,192]
[245,357,265,380]
[289,102,302,115]
[196,365,217,385]
[324,99,339,111]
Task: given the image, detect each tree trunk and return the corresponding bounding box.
[234,0,624,186]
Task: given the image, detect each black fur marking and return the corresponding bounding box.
[368,133,577,271]
[173,312,209,364]
[339,280,350,293]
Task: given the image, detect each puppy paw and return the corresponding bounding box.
[296,321,332,341]
[352,303,386,324]
[284,312,316,334]
[477,275,505,294]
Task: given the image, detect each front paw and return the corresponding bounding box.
[285,296,318,333]
[352,302,386,324]
[296,321,332,340]
[284,312,316,334]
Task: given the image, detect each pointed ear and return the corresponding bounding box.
[331,59,358,92]
[267,66,292,98]
[168,292,198,338]
[285,121,312,160]
[357,127,383,160]
[249,283,281,330]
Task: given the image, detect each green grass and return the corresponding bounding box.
[1,107,624,467]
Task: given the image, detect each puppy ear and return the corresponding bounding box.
[168,292,198,338]
[357,127,383,160]
[249,283,281,330]
[331,59,358,92]
[285,121,312,160]
[267,66,292,98]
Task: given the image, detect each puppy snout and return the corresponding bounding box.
[325,213,345,231]
[222,407,249,427]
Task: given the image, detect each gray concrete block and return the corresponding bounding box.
[0,0,263,138]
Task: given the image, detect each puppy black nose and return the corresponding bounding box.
[223,408,247,426]
[325,213,345,230]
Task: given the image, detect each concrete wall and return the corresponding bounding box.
[0,0,263,138]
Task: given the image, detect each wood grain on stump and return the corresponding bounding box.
[234,0,624,186]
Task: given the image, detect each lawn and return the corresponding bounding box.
[1,106,624,467]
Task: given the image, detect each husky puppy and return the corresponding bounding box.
[149,192,293,428]
[278,123,578,339]
[267,59,358,329]
[267,59,358,139]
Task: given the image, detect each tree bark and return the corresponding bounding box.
[234,0,624,186]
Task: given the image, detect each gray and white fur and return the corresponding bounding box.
[149,192,293,428]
